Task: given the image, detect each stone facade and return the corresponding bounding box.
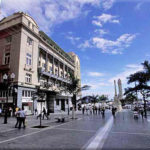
[0,12,81,114]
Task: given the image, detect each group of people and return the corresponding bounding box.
[15,107,26,129]
[82,105,117,118]
[82,105,106,116]
[134,106,144,119]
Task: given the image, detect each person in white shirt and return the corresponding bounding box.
[18,108,26,129]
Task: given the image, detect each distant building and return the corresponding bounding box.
[0,12,81,114]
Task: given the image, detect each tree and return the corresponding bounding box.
[125,61,150,117]
[90,95,99,106]
[64,73,90,118]
[98,94,108,102]
[123,93,137,104]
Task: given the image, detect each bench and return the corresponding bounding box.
[55,116,69,123]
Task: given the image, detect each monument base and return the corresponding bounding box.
[113,98,122,112]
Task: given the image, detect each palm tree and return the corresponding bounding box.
[64,73,90,118]
[98,94,108,102]
[90,94,99,106]
[125,61,150,117]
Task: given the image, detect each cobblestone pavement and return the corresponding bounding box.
[0,110,150,149]
[0,111,82,132]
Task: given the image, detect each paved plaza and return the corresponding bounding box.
[0,110,150,149]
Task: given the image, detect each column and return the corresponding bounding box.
[46,53,48,72]
[17,87,22,108]
[52,57,55,74]
[63,64,65,78]
[47,93,56,113]
[58,61,60,77]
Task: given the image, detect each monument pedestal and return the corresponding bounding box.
[113,96,122,112]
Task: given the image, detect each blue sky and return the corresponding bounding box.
[1,0,150,98]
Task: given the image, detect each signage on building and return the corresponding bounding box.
[22,98,33,103]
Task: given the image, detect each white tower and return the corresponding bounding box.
[113,79,122,112]
[118,79,123,99]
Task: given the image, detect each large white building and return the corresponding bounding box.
[0,12,81,114]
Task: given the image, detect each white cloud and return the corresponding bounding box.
[94,29,109,36]
[135,2,143,10]
[92,13,119,27]
[92,33,137,54]
[1,0,115,33]
[108,64,143,84]
[102,0,115,10]
[88,72,104,77]
[78,40,91,49]
[66,35,80,45]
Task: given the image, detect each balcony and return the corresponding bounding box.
[38,67,71,84]
[0,64,10,71]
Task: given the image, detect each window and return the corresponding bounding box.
[22,90,32,97]
[6,36,12,43]
[42,63,46,70]
[28,21,31,27]
[27,37,33,45]
[26,53,32,65]
[25,73,32,83]
[32,24,34,30]
[55,69,58,76]
[49,66,53,73]
[61,71,64,78]
[28,91,30,97]
[3,91,6,97]
[4,52,10,65]
[56,99,59,105]
[22,91,25,97]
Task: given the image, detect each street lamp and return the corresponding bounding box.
[3,73,15,124]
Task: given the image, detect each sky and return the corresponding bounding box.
[0,0,150,99]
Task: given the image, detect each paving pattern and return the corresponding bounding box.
[0,110,150,149]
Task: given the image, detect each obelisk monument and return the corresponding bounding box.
[113,79,122,111]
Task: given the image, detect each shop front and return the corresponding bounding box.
[22,98,33,115]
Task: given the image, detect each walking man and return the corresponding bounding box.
[101,107,105,118]
[43,107,48,120]
[140,107,144,119]
[112,107,116,118]
[18,108,26,129]
[82,105,85,115]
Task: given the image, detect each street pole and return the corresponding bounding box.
[3,73,15,124]
[4,87,9,124]
[68,97,70,115]
[40,101,42,127]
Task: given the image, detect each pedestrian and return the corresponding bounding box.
[86,105,89,115]
[112,107,116,118]
[42,107,48,120]
[9,107,13,117]
[93,105,95,115]
[34,108,37,115]
[0,107,2,116]
[89,105,92,115]
[101,107,105,118]
[95,106,97,115]
[15,108,20,128]
[98,106,101,115]
[18,108,26,129]
[82,105,85,115]
[140,107,144,119]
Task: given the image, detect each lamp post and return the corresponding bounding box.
[3,73,15,124]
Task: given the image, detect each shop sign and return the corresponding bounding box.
[22,98,32,103]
